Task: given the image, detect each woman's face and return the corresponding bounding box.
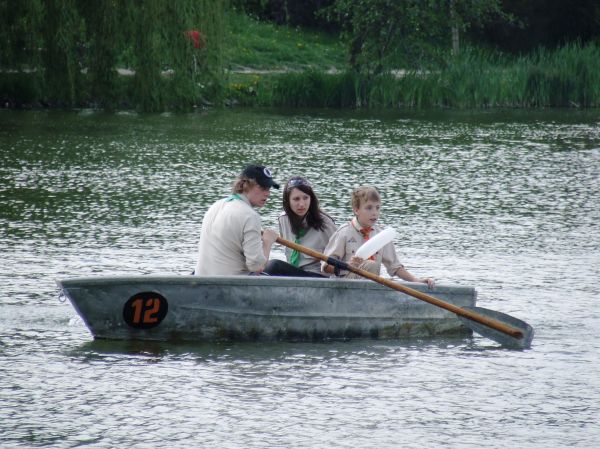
[288,187,311,217]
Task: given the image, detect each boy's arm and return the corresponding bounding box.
[321,229,345,274]
[323,216,338,242]
[382,241,435,288]
[393,266,435,289]
[393,266,420,282]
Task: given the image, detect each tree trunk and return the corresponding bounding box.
[452,25,460,55]
[450,0,459,55]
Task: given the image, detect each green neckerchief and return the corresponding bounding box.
[225,193,243,202]
[289,227,307,267]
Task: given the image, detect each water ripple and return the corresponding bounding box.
[1,109,600,448]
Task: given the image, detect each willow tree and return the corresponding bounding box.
[1,0,226,110]
[122,0,226,111]
[0,0,44,104]
[78,1,122,110]
[0,0,44,70]
[40,0,86,106]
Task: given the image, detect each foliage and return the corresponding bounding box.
[471,0,600,53]
[0,0,226,111]
[520,43,600,107]
[326,0,510,75]
[40,0,86,107]
[3,1,600,111]
[366,43,600,108]
[0,0,44,70]
[0,0,45,105]
[260,70,356,107]
[231,0,336,29]
[226,42,600,109]
[78,1,121,109]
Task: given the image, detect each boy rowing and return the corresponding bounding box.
[322,186,435,288]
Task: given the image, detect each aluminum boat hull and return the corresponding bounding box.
[57,275,477,342]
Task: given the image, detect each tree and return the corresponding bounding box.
[78,0,122,110]
[0,0,44,71]
[329,0,510,75]
[232,0,336,29]
[40,0,86,106]
[471,0,600,53]
[0,0,226,110]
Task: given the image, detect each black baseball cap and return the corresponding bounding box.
[241,165,280,189]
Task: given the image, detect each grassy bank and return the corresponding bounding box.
[3,8,599,110]
[226,42,600,109]
[223,15,600,108]
[224,12,346,72]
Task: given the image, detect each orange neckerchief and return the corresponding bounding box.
[351,217,375,260]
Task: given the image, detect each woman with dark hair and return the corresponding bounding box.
[265,176,336,277]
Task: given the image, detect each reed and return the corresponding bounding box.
[242,71,357,108]
[522,43,600,107]
[430,43,600,108]
[225,40,600,109]
[360,43,600,109]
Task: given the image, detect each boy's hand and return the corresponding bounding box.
[349,256,364,267]
[421,277,435,289]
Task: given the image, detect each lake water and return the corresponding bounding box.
[1,108,599,448]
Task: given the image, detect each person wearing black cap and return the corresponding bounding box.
[194,164,280,276]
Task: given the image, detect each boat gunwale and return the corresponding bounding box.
[56,274,477,297]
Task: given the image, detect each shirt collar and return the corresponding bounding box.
[226,193,252,207]
[239,193,252,206]
[351,217,371,231]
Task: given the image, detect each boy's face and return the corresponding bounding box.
[353,200,381,227]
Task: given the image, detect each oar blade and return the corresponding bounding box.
[459,306,534,349]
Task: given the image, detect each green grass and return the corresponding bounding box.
[222,11,349,107]
[222,12,600,109]
[224,12,346,72]
[5,10,599,110]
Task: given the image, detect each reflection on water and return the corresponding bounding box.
[69,336,475,363]
[1,108,599,448]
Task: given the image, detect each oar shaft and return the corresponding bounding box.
[275,236,524,340]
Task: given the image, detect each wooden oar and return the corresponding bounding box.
[275,236,534,349]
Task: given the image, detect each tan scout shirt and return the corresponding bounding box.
[278,212,337,275]
[195,194,266,275]
[321,218,404,277]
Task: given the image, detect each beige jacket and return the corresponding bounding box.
[321,218,404,277]
[195,194,266,275]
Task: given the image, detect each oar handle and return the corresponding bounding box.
[275,236,524,340]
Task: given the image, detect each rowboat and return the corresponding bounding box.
[57,275,477,342]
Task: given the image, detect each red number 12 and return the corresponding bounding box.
[131,298,160,324]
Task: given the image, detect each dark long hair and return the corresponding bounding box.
[283,176,332,235]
